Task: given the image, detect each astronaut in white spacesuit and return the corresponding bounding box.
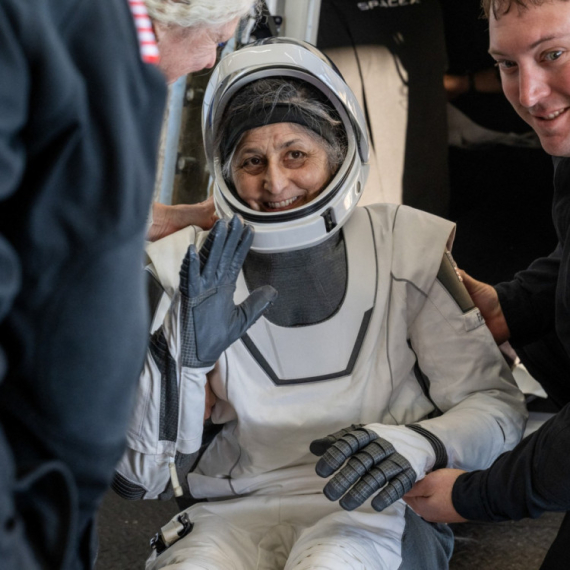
[114,39,527,569]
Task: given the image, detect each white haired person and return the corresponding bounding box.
[116,40,527,570]
[145,0,258,241]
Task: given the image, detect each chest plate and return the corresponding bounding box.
[233,208,378,385]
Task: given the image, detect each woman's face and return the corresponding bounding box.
[231,123,332,213]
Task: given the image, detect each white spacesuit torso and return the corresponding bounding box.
[121,204,526,570]
[123,204,525,507]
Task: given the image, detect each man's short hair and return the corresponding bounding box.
[482,0,569,19]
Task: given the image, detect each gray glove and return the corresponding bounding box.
[310,424,417,512]
[178,215,277,368]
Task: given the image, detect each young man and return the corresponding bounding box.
[404,1,570,568]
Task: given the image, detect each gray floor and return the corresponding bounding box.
[96,490,564,569]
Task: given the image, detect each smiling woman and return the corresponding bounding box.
[115,38,528,570]
[231,123,331,212]
[216,77,348,214]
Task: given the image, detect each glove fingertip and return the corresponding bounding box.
[339,494,360,511]
[315,459,335,478]
[265,285,278,303]
[370,494,391,512]
[323,483,344,502]
[309,438,330,456]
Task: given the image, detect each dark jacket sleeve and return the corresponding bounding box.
[452,404,570,522]
[495,244,561,346]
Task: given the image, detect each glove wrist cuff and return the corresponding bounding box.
[405,424,448,470]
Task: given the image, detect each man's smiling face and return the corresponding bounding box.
[490,1,570,156]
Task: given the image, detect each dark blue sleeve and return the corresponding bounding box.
[0,0,28,367]
[0,0,166,566]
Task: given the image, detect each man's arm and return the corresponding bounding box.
[496,244,562,346]
[147,198,217,242]
[405,405,570,522]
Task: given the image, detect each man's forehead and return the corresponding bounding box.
[489,1,570,52]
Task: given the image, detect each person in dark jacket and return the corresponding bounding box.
[404,1,570,568]
[0,0,252,568]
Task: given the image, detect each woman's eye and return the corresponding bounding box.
[240,156,264,172]
[288,150,305,160]
[545,50,563,62]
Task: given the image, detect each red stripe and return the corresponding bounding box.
[127,0,159,65]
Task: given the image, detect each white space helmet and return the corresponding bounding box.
[202,38,370,253]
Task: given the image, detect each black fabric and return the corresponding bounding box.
[452,157,570,564]
[516,332,570,410]
[405,424,448,470]
[453,405,570,522]
[221,103,337,162]
[317,0,449,217]
[495,157,570,348]
[243,231,347,327]
[111,472,147,501]
[149,329,180,443]
[0,0,166,567]
[406,339,442,419]
[147,269,165,322]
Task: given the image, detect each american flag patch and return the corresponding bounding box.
[127,0,160,65]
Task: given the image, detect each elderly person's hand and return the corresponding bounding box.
[403,468,468,523]
[148,198,217,242]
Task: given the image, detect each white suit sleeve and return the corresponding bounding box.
[406,272,528,472]
[115,261,211,500]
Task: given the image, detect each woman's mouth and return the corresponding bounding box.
[263,196,301,211]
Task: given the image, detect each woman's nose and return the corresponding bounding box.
[264,161,288,194]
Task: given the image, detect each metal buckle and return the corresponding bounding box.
[150,512,194,555]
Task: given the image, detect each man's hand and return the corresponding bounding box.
[148,197,217,242]
[178,215,277,368]
[310,425,417,512]
[459,270,510,344]
[403,468,468,523]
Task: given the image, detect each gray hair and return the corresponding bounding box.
[144,0,258,28]
[217,78,348,184]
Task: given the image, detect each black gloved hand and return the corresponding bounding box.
[178,215,277,368]
[310,425,417,512]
